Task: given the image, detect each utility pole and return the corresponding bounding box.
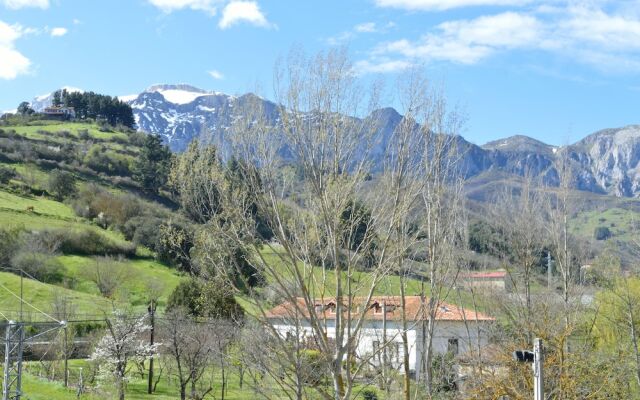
[147,299,156,394]
[547,252,553,289]
[63,324,68,387]
[19,271,23,322]
[2,321,24,400]
[2,321,66,400]
[513,338,544,400]
[533,338,544,400]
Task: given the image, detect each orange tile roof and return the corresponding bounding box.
[266,296,494,322]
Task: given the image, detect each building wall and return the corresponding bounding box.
[463,277,513,293]
[270,318,491,375]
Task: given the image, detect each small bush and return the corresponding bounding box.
[122,215,163,250]
[0,227,22,267]
[0,165,16,184]
[78,129,90,140]
[62,230,136,257]
[48,169,77,200]
[594,226,612,241]
[83,256,133,298]
[11,251,64,283]
[36,229,136,257]
[167,278,244,320]
[362,388,378,400]
[128,131,147,147]
[73,184,142,229]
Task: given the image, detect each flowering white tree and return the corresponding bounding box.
[91,311,159,400]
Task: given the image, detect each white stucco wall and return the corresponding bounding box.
[269,318,491,375]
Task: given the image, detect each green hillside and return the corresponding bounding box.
[0,121,184,320]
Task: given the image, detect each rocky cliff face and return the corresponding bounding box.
[124,85,640,197]
[568,125,640,196]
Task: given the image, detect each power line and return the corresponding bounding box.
[0,281,60,323]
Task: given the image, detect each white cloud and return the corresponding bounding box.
[73,19,82,25]
[373,0,530,11]
[1,0,48,9]
[147,0,220,15]
[355,22,377,33]
[0,21,31,79]
[359,4,640,74]
[208,69,224,79]
[375,12,541,64]
[354,58,414,74]
[218,1,271,29]
[50,27,67,37]
[562,6,640,51]
[327,21,394,46]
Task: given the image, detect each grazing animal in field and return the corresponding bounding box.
[25,206,34,212]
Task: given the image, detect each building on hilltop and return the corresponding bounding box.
[266,295,494,377]
[43,106,76,120]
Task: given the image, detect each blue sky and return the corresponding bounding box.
[1,0,639,145]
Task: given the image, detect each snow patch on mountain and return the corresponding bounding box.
[31,86,83,111]
[118,94,138,103]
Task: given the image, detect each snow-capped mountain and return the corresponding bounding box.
[30,86,83,112]
[28,84,640,198]
[125,84,274,152]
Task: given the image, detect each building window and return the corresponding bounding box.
[447,338,459,355]
[373,341,380,362]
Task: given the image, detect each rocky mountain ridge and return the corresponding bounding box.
[29,85,640,198]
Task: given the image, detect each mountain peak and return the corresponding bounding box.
[482,135,553,153]
[578,125,640,145]
[142,84,223,105]
[145,83,208,94]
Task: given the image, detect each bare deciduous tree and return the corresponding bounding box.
[161,308,236,400]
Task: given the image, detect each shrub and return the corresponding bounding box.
[0,227,22,267]
[83,145,131,176]
[35,229,135,257]
[48,169,77,200]
[128,131,147,147]
[157,220,194,271]
[83,256,133,298]
[78,129,90,140]
[0,165,16,184]
[362,388,378,400]
[60,230,136,257]
[167,278,244,320]
[72,184,142,229]
[299,349,330,386]
[166,278,203,316]
[11,251,64,283]
[122,215,163,250]
[594,226,612,241]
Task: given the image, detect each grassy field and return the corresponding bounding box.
[570,207,640,241]
[6,121,129,142]
[21,358,383,400]
[0,189,76,219]
[58,255,183,308]
[261,245,425,297]
[0,270,111,318]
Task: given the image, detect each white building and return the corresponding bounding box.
[266,296,494,376]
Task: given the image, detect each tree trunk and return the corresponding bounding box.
[180,383,187,400]
[399,284,411,400]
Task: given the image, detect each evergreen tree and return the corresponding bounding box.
[52,90,62,107]
[17,101,34,116]
[133,134,171,193]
